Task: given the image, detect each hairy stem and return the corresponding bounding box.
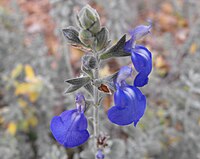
[93,50,99,156]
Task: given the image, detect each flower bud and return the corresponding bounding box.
[79,29,94,46]
[82,55,97,70]
[77,5,101,34]
[88,15,101,34]
[96,149,105,159]
[96,27,109,51]
[76,93,85,113]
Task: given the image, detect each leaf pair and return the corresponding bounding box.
[65,76,91,93]
[65,72,118,95]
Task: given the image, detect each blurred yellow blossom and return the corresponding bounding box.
[7,122,17,135]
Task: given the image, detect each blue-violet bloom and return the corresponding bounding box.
[131,45,152,87]
[124,23,152,87]
[50,93,89,148]
[108,66,146,126]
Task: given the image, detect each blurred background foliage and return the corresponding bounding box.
[1,0,200,159]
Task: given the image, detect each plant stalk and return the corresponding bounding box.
[93,50,99,157]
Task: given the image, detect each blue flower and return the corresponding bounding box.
[124,23,152,87]
[50,93,89,148]
[108,66,146,126]
[131,45,152,87]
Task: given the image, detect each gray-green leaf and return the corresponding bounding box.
[65,84,85,93]
[84,82,94,96]
[100,35,131,60]
[62,26,83,45]
[96,27,109,51]
[65,76,90,85]
[81,65,93,78]
[65,76,91,93]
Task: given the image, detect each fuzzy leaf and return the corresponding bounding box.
[100,35,131,60]
[84,83,94,96]
[65,76,91,93]
[96,27,109,51]
[81,65,93,78]
[65,84,85,93]
[105,71,119,81]
[62,26,82,45]
[82,55,97,70]
[65,76,90,85]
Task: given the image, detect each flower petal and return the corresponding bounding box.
[131,45,152,87]
[134,72,149,87]
[50,109,89,147]
[123,85,136,103]
[108,84,147,126]
[60,109,77,129]
[129,23,151,41]
[114,87,130,108]
[108,106,134,126]
[108,87,135,125]
[130,86,146,126]
[63,130,89,148]
[60,110,88,131]
[123,86,146,126]
[50,116,67,145]
[116,66,132,86]
[73,113,88,130]
[131,45,152,72]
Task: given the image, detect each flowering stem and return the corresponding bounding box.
[93,50,99,156]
